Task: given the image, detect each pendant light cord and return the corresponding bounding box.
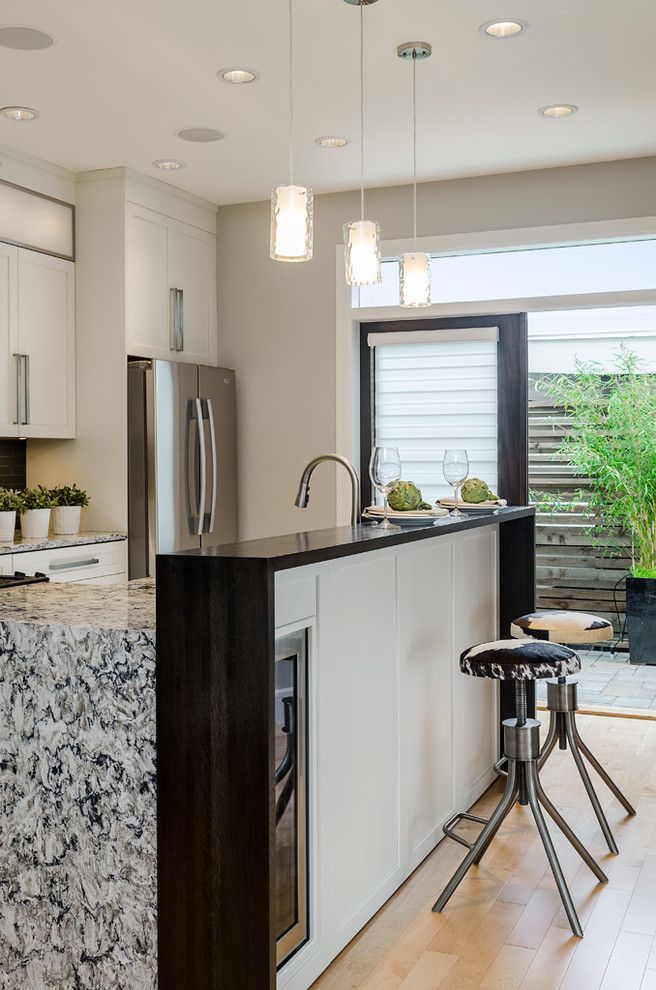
[289,0,294,186]
[412,52,417,249]
[360,0,365,221]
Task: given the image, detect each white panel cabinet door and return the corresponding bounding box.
[17,250,75,439]
[0,555,14,574]
[126,203,171,358]
[171,221,217,366]
[398,538,457,872]
[0,242,18,436]
[325,550,402,957]
[454,527,499,809]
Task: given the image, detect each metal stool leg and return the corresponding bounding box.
[524,763,584,938]
[538,710,559,770]
[433,761,519,913]
[572,719,637,817]
[564,713,619,855]
[532,767,608,884]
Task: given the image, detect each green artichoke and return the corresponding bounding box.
[387,481,431,512]
[461,478,498,504]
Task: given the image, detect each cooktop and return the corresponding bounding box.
[0,571,50,589]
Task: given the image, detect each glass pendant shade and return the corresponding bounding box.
[343,219,381,286]
[400,251,431,307]
[270,184,314,262]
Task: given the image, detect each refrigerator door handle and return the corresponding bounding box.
[192,397,207,537]
[204,398,218,535]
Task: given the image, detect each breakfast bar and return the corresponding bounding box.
[156,506,535,990]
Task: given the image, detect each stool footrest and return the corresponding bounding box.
[443,811,490,850]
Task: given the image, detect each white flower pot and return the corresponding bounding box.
[20,508,51,541]
[52,505,82,536]
[0,510,16,543]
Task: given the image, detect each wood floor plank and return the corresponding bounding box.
[312,717,656,990]
[599,931,652,989]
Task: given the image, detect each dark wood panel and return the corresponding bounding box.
[499,514,537,733]
[157,553,276,990]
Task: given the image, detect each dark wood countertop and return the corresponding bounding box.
[159,506,535,572]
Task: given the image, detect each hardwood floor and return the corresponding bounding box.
[312,714,656,990]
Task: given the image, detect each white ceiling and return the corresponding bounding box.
[1,0,655,205]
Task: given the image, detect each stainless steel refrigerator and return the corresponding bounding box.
[127,359,237,578]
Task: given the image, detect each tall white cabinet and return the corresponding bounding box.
[0,244,75,439]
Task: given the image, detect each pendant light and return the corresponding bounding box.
[343,0,381,287]
[398,42,432,307]
[270,0,313,262]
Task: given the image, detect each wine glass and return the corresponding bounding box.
[443,449,469,517]
[369,447,402,531]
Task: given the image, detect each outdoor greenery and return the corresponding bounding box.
[537,346,656,578]
[19,486,56,511]
[48,484,90,508]
[0,488,21,513]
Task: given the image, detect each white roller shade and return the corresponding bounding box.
[372,331,499,504]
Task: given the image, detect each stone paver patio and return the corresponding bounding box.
[535,647,656,712]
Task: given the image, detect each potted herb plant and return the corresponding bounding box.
[0,488,20,543]
[50,484,90,536]
[541,346,656,663]
[19,486,55,540]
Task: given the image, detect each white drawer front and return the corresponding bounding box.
[15,541,128,583]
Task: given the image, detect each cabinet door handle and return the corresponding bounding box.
[49,556,100,571]
[178,288,184,352]
[12,353,22,425]
[23,354,30,425]
[169,289,184,352]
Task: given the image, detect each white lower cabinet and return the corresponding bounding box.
[278,527,499,990]
[12,540,127,584]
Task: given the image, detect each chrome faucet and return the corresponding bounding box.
[295,454,361,526]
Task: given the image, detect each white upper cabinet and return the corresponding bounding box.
[0,243,18,435]
[126,202,217,366]
[17,250,76,438]
[0,246,75,439]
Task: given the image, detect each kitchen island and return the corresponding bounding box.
[0,579,156,990]
[157,507,535,990]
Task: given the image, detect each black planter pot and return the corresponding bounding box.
[626,576,656,665]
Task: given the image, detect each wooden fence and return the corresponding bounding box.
[528,394,628,647]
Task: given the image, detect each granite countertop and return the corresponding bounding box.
[0,577,155,633]
[0,531,127,555]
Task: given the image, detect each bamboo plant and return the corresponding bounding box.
[538,346,656,578]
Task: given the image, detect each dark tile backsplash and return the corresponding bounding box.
[0,440,26,490]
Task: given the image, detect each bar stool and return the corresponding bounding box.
[433,638,608,938]
[512,611,637,855]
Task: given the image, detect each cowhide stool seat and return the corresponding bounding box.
[512,610,636,855]
[433,639,608,939]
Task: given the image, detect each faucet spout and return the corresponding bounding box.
[295,454,361,526]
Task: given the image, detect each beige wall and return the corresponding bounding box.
[218,156,656,541]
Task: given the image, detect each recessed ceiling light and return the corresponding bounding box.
[218,67,259,84]
[176,126,225,143]
[538,104,579,119]
[0,26,54,50]
[153,158,186,171]
[0,105,39,121]
[480,19,528,38]
[315,136,349,149]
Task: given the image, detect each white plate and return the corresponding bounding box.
[363,506,449,526]
[437,498,507,513]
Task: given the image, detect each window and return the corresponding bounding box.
[355,239,656,309]
[370,329,498,504]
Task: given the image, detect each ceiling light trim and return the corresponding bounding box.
[316,135,349,148]
[480,19,528,39]
[153,158,186,171]
[538,103,579,119]
[0,106,39,121]
[218,67,260,84]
